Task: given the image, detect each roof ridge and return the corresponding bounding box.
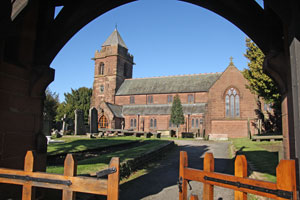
[130,72,222,80]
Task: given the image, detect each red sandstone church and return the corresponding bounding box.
[90,29,258,138]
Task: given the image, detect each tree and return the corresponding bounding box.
[242,38,282,134]
[171,94,185,138]
[56,87,92,123]
[44,88,60,121]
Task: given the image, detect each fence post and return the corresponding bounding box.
[179,151,188,200]
[190,195,199,200]
[276,160,297,200]
[234,155,247,200]
[62,154,77,200]
[203,153,214,200]
[22,151,35,200]
[107,157,120,200]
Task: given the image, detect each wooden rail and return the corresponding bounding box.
[179,151,297,200]
[0,151,119,200]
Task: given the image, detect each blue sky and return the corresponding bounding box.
[50,0,263,102]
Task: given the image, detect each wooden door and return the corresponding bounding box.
[99,115,108,128]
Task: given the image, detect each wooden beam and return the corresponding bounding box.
[203,153,214,200]
[234,155,247,200]
[0,168,108,195]
[22,151,35,200]
[62,154,77,200]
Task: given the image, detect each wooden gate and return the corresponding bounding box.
[0,151,119,200]
[179,151,297,200]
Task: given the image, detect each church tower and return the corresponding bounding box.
[91,29,134,108]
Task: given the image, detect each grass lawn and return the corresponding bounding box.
[231,138,282,182]
[47,139,169,175]
[47,136,141,155]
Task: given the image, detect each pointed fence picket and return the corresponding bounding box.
[179,151,297,200]
[0,150,119,200]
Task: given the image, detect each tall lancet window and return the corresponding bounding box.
[225,88,240,117]
[99,63,104,75]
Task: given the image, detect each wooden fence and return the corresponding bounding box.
[179,151,297,200]
[0,151,119,200]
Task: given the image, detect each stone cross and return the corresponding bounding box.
[75,109,85,135]
[89,107,98,133]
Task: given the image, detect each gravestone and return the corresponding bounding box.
[121,120,125,130]
[60,114,67,135]
[43,112,51,136]
[75,109,85,135]
[89,107,98,133]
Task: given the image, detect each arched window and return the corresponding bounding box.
[99,115,108,128]
[99,63,104,75]
[225,88,240,117]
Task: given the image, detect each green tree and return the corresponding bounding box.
[242,38,282,134]
[171,94,185,138]
[44,88,60,121]
[56,87,92,123]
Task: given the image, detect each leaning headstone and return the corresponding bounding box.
[89,107,98,133]
[75,109,85,135]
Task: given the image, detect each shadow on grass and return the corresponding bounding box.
[236,147,278,177]
[47,138,139,156]
[47,140,169,174]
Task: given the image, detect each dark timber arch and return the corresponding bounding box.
[0,0,300,197]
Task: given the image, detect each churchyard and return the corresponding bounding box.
[47,136,174,179]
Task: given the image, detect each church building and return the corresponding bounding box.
[90,29,258,138]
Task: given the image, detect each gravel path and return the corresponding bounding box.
[120,140,234,200]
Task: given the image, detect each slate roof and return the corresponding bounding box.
[122,103,206,115]
[116,73,221,95]
[106,103,123,118]
[102,29,128,49]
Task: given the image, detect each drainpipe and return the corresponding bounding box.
[137,114,140,131]
[187,114,190,132]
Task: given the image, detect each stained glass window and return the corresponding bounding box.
[225,88,240,117]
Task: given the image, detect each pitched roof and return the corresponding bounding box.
[106,103,123,118]
[116,73,221,95]
[122,103,206,115]
[102,29,128,49]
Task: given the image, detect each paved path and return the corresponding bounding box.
[120,140,234,200]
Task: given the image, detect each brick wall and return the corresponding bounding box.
[115,92,208,105]
[206,64,257,136]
